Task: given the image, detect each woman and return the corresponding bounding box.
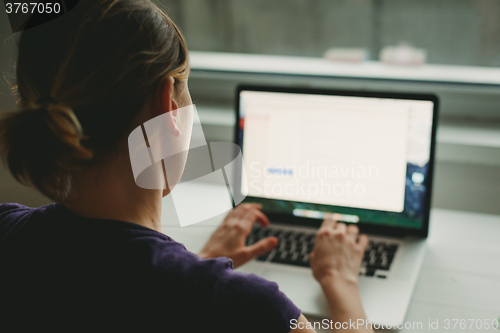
[0,1,373,332]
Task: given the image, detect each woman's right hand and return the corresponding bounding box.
[309,214,374,333]
[310,214,368,287]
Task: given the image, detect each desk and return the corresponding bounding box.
[162,182,500,332]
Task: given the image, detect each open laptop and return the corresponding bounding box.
[234,85,438,327]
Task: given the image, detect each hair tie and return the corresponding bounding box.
[36,95,57,105]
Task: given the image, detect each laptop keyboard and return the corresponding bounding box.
[246,225,399,278]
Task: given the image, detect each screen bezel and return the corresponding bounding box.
[234,85,439,238]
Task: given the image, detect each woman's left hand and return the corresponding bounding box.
[198,203,278,268]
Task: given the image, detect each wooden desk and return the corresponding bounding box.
[162,182,500,332]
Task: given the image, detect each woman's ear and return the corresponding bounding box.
[160,77,181,137]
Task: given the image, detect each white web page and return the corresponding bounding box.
[240,91,431,213]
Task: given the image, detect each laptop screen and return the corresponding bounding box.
[237,88,436,230]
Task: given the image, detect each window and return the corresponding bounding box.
[163,0,500,67]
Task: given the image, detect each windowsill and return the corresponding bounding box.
[190,51,500,87]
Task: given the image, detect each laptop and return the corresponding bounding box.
[234,85,438,327]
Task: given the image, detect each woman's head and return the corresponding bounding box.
[0,0,190,201]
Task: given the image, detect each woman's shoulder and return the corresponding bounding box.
[0,203,41,244]
[0,203,55,218]
[0,202,30,214]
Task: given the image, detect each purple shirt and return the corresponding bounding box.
[0,203,301,332]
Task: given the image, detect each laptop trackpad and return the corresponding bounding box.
[261,267,330,317]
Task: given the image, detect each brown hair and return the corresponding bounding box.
[0,0,189,201]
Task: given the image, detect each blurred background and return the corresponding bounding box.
[163,0,500,67]
[1,0,500,215]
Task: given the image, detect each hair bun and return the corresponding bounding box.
[42,103,93,161]
[0,102,93,201]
